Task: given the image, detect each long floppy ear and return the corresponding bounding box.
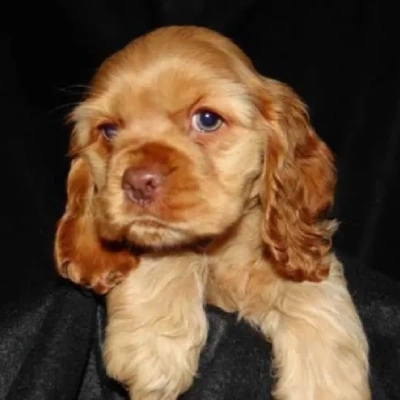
[54,156,96,278]
[54,113,137,294]
[55,108,99,249]
[258,78,337,282]
[55,111,96,265]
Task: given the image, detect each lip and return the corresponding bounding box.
[131,219,170,229]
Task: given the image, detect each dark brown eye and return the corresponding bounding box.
[99,123,118,140]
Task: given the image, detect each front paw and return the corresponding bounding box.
[58,249,136,294]
[55,215,138,294]
[104,255,208,399]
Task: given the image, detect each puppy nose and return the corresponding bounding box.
[122,167,163,205]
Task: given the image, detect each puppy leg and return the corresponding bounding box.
[242,257,371,400]
[104,252,208,400]
[54,157,138,294]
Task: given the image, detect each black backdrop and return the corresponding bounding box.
[3,0,400,295]
[1,1,400,398]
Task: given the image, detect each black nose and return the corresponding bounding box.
[121,167,163,205]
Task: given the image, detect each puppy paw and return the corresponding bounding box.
[58,250,136,294]
[55,214,139,294]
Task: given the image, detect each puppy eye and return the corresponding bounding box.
[98,123,118,140]
[191,110,223,133]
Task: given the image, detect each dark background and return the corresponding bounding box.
[1,1,400,399]
[3,0,399,302]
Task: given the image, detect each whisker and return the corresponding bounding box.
[56,84,103,99]
[49,102,81,116]
[57,84,92,95]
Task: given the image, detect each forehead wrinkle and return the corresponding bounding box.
[89,26,259,100]
[121,35,245,78]
[99,39,248,92]
[90,72,247,116]
[78,79,257,133]
[79,42,258,127]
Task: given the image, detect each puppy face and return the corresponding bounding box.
[71,27,266,248]
[70,26,336,282]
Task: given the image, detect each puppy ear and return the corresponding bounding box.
[54,156,94,274]
[54,121,137,293]
[59,108,97,219]
[257,78,337,282]
[67,105,94,157]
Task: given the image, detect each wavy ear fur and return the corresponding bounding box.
[54,156,96,276]
[258,78,337,282]
[54,111,137,294]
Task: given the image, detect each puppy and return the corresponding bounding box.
[54,26,371,399]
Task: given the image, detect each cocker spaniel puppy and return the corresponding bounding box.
[54,26,371,399]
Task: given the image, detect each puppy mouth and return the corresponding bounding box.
[127,216,185,239]
[130,218,170,229]
[125,217,213,251]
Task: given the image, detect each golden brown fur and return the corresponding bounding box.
[54,157,138,293]
[54,26,371,399]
